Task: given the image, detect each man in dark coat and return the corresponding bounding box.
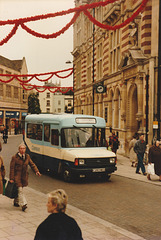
[134,134,147,175]
[34,189,83,240]
[9,143,41,211]
[148,140,161,181]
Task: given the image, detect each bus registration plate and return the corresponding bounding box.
[92,168,105,173]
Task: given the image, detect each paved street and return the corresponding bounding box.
[1,134,161,239]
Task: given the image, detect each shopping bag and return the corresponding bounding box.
[147,163,155,175]
[5,181,18,199]
[2,179,7,195]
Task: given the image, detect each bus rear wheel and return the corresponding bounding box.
[62,167,72,182]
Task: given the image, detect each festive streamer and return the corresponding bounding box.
[20,82,73,93]
[83,0,148,30]
[0,68,73,83]
[0,0,148,46]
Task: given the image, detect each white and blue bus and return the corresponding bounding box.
[25,114,117,181]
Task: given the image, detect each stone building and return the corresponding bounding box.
[0,55,28,134]
[39,82,73,114]
[72,0,158,155]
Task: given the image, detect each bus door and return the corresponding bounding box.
[43,123,61,171]
[50,127,61,171]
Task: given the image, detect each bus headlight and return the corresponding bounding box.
[74,158,85,166]
[79,159,85,165]
[110,158,115,164]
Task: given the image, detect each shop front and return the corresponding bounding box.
[6,111,20,135]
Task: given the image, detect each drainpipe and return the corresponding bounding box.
[92,8,95,116]
[157,0,161,139]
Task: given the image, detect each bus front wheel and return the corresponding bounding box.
[62,167,72,182]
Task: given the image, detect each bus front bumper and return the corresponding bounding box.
[70,165,117,178]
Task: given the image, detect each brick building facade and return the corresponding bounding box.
[72,0,158,155]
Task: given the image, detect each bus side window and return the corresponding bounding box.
[51,129,59,146]
[44,124,50,142]
[37,125,42,141]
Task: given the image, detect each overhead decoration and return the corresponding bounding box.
[0,0,148,46]
[20,83,73,94]
[0,68,73,83]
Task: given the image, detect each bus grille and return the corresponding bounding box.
[85,158,111,167]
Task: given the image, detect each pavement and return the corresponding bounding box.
[0,152,160,240]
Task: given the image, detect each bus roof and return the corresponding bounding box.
[25,114,106,127]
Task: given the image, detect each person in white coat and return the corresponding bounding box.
[129,134,138,167]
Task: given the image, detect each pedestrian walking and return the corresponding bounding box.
[147,140,161,181]
[0,142,5,195]
[2,127,8,144]
[129,133,138,167]
[0,156,5,195]
[109,131,120,154]
[34,189,83,240]
[9,143,41,211]
[134,134,147,175]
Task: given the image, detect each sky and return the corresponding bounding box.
[0,0,75,87]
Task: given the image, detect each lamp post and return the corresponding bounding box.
[65,60,74,113]
[145,71,149,145]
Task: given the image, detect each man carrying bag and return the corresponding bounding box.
[9,143,41,211]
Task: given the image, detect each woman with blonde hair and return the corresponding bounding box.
[34,189,83,240]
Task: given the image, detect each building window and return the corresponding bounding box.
[110,29,121,73]
[46,108,50,113]
[0,83,3,96]
[96,42,103,80]
[96,6,102,24]
[77,19,81,46]
[86,18,92,39]
[14,87,18,98]
[6,85,11,98]
[58,100,61,105]
[87,51,92,84]
[105,107,108,123]
[46,92,50,98]
[58,108,61,113]
[46,100,50,106]
[23,90,27,101]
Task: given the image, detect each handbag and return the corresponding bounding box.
[147,163,155,175]
[5,181,18,199]
[2,178,7,195]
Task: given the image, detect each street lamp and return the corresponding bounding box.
[145,70,149,145]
